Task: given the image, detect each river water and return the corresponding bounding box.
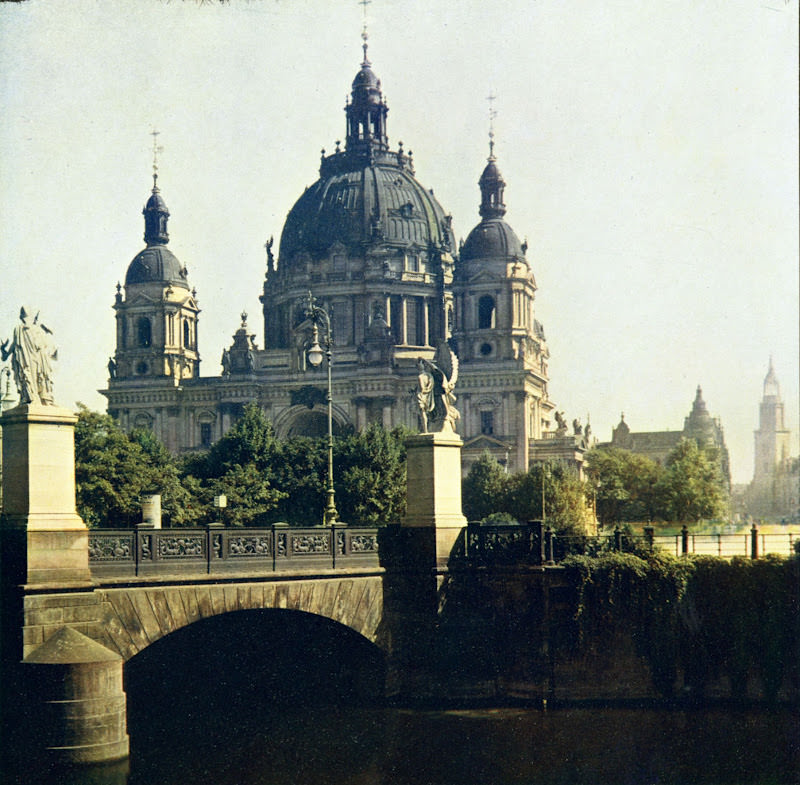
[20,703,799,785]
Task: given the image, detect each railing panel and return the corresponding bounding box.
[89,524,381,579]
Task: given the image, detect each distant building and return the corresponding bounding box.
[742,360,798,521]
[101,44,589,476]
[603,386,731,490]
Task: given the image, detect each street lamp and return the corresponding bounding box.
[305,292,338,525]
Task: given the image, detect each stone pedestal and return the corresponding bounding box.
[379,432,468,700]
[24,627,130,764]
[0,404,91,586]
[403,431,467,565]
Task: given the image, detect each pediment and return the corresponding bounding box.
[463,434,512,452]
[124,292,160,307]
[466,269,503,285]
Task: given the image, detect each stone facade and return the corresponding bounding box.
[101,49,564,475]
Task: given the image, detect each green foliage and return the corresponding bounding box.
[586,441,728,525]
[334,424,408,526]
[585,447,662,525]
[74,405,196,528]
[462,455,591,535]
[561,550,798,700]
[462,452,508,522]
[656,438,728,522]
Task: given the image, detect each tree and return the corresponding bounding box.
[656,438,728,522]
[181,403,287,526]
[462,455,591,536]
[585,447,663,526]
[462,452,508,522]
[74,405,192,528]
[334,424,408,526]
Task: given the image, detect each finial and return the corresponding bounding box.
[486,92,497,160]
[359,0,372,65]
[241,310,248,328]
[150,129,163,190]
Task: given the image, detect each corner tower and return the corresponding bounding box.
[454,134,553,472]
[111,173,200,385]
[102,165,200,445]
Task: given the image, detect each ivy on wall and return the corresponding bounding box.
[560,551,799,701]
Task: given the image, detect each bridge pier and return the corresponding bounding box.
[23,626,129,764]
[0,405,129,768]
[379,432,469,700]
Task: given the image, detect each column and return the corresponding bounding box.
[381,397,394,428]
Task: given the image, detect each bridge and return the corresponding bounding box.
[3,404,795,774]
[1,405,493,770]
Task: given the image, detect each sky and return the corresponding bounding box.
[0,0,797,484]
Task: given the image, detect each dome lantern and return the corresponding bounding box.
[143,173,170,246]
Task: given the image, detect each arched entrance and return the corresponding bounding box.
[275,404,349,439]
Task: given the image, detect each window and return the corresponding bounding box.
[137,317,151,347]
[200,423,212,447]
[481,411,494,435]
[183,319,191,348]
[478,296,496,329]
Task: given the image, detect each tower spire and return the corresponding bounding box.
[150,128,163,191]
[345,1,388,156]
[143,131,169,246]
[359,0,371,65]
[487,91,497,160]
[478,95,506,219]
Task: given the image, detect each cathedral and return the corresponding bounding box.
[103,43,576,475]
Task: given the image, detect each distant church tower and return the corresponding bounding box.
[106,165,200,440]
[753,358,791,481]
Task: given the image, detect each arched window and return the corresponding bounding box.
[183,319,191,348]
[137,317,151,347]
[478,295,496,329]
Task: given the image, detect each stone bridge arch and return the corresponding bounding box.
[93,576,384,662]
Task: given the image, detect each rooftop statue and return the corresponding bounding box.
[415,342,459,433]
[1,307,57,406]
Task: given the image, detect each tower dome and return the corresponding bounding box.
[276,54,455,268]
[125,176,189,289]
[460,155,525,263]
[263,48,456,353]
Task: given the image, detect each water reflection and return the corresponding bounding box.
[126,704,796,785]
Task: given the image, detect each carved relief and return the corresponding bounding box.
[228,536,271,557]
[88,536,133,561]
[350,534,378,553]
[158,536,204,558]
[291,534,330,554]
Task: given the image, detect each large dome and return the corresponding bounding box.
[461,217,524,261]
[126,245,188,288]
[278,160,455,265]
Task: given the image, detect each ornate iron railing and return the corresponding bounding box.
[463,523,800,565]
[88,524,380,578]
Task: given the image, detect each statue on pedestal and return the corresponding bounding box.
[1,307,57,406]
[415,342,459,433]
